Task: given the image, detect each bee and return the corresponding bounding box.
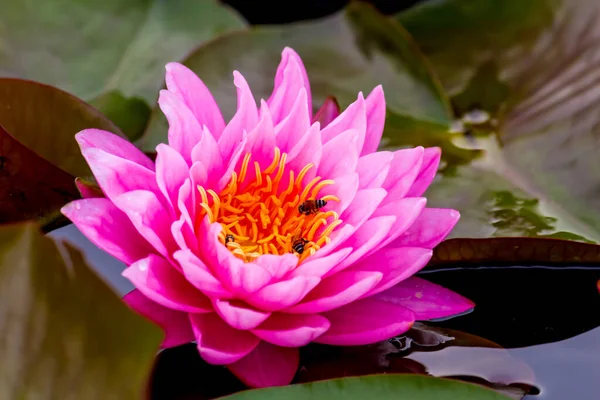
[225,234,235,244]
[298,198,327,215]
[291,234,309,255]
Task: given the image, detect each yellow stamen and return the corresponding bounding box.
[296,164,314,187]
[238,153,251,183]
[196,147,342,263]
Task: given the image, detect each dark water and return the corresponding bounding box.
[48,225,600,399]
[221,0,423,24]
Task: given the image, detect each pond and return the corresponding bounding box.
[3,0,600,398]
[49,224,600,399]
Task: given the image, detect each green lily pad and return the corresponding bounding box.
[397,0,555,95]
[0,0,246,103]
[221,374,510,400]
[0,78,121,178]
[0,222,162,398]
[140,2,461,154]
[395,0,600,242]
[89,90,151,142]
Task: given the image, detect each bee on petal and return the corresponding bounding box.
[298,198,327,215]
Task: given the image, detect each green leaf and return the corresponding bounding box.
[0,124,79,225]
[382,113,481,171]
[221,374,511,400]
[397,0,555,94]
[140,2,455,152]
[89,90,151,142]
[395,0,600,242]
[0,222,162,398]
[0,0,246,103]
[0,78,122,178]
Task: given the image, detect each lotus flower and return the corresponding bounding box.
[62,48,473,387]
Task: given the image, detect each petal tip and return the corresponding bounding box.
[165,61,183,72]
[282,46,297,55]
[60,201,76,218]
[74,128,110,148]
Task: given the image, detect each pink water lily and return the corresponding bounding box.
[62,47,473,388]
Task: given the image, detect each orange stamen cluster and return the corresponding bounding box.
[197,148,341,263]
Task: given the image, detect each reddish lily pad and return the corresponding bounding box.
[0,222,162,398]
[0,78,122,178]
[430,237,600,266]
[0,124,79,225]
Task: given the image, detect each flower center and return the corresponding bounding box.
[197,148,341,263]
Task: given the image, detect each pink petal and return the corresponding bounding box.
[321,93,366,153]
[313,96,340,128]
[361,85,386,156]
[61,198,153,265]
[252,314,330,347]
[218,71,258,162]
[216,131,248,192]
[369,197,428,252]
[173,249,231,298]
[189,313,260,365]
[255,254,298,281]
[286,271,382,314]
[269,47,312,123]
[201,221,272,294]
[356,151,393,190]
[351,247,433,297]
[316,297,415,346]
[113,190,176,259]
[287,247,352,278]
[81,148,159,201]
[340,188,387,228]
[177,179,195,233]
[165,62,226,139]
[171,216,198,253]
[375,276,474,320]
[244,100,276,171]
[325,216,396,277]
[390,208,460,249]
[158,89,203,164]
[75,129,154,171]
[213,299,271,330]
[155,144,189,215]
[381,147,424,202]
[123,289,194,348]
[318,128,359,180]
[311,223,356,260]
[317,172,359,216]
[122,254,213,313]
[274,88,310,156]
[282,122,322,187]
[189,162,208,221]
[406,147,441,197]
[228,342,299,388]
[246,276,320,312]
[191,126,223,187]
